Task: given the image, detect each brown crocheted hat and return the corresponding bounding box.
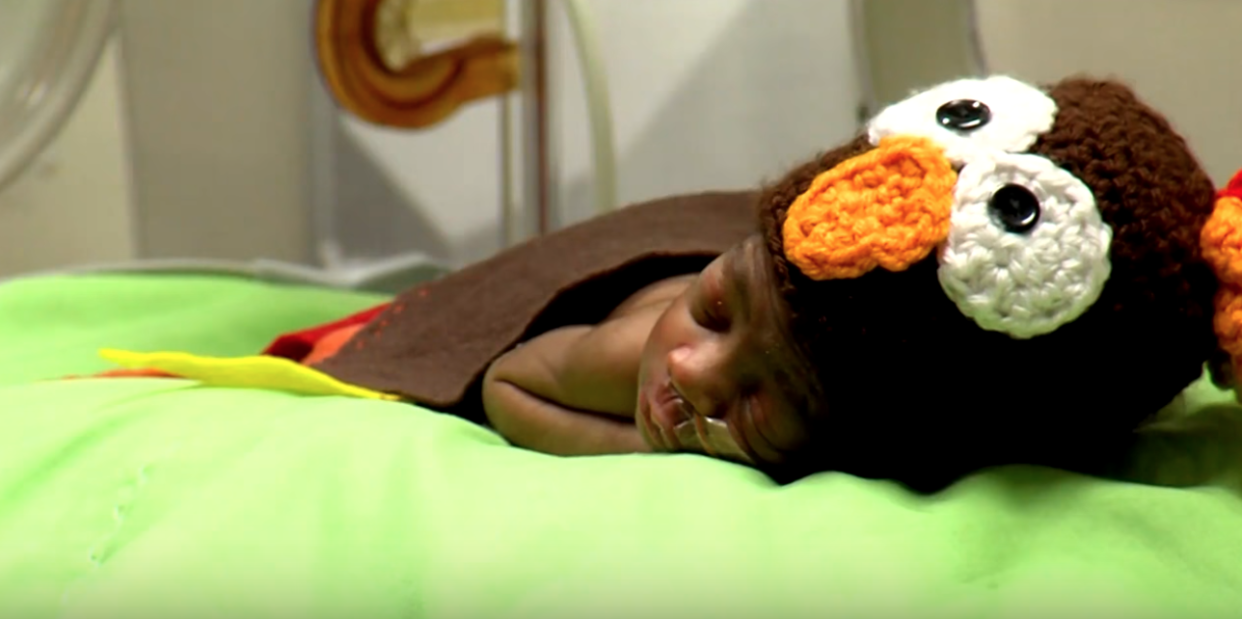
[757,77,1221,484]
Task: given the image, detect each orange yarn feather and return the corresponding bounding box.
[782,136,957,281]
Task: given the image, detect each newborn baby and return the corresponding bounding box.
[481,234,817,466]
[98,75,1242,492]
[309,75,1242,490]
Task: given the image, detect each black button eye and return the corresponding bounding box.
[936,99,991,131]
[988,184,1041,233]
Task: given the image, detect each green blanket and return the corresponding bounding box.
[1,274,1241,619]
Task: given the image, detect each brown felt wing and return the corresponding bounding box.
[313,191,758,412]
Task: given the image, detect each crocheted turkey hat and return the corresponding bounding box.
[757,76,1223,479]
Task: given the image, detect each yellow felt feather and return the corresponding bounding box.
[98,349,398,401]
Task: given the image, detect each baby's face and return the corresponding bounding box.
[637,235,818,468]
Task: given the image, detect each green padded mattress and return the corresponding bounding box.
[1,273,1240,619]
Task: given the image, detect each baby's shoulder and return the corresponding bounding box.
[606,274,697,320]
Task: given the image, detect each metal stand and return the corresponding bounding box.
[514,0,557,243]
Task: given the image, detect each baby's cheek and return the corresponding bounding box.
[726,405,774,465]
[645,307,688,359]
[754,402,812,456]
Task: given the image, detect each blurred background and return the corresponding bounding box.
[0,0,1239,285]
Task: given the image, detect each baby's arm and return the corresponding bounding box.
[481,303,666,456]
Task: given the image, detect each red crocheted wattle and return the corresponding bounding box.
[1218,168,1242,202]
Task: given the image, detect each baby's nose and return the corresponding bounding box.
[666,346,732,418]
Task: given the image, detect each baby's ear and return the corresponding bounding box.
[1200,169,1242,391]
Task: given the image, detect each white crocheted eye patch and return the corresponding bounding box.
[937,152,1113,339]
[867,76,1058,167]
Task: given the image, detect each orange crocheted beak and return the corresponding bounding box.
[782,135,957,281]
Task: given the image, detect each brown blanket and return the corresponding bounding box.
[314,190,758,417]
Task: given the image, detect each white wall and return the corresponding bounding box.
[0,0,320,278]
[328,0,864,268]
[0,38,135,277]
[327,0,1242,269]
[118,0,317,264]
[2,0,1240,278]
[974,0,1242,186]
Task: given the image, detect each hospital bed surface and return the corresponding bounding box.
[1,273,1241,618]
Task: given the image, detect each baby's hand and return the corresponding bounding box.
[481,316,656,457]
